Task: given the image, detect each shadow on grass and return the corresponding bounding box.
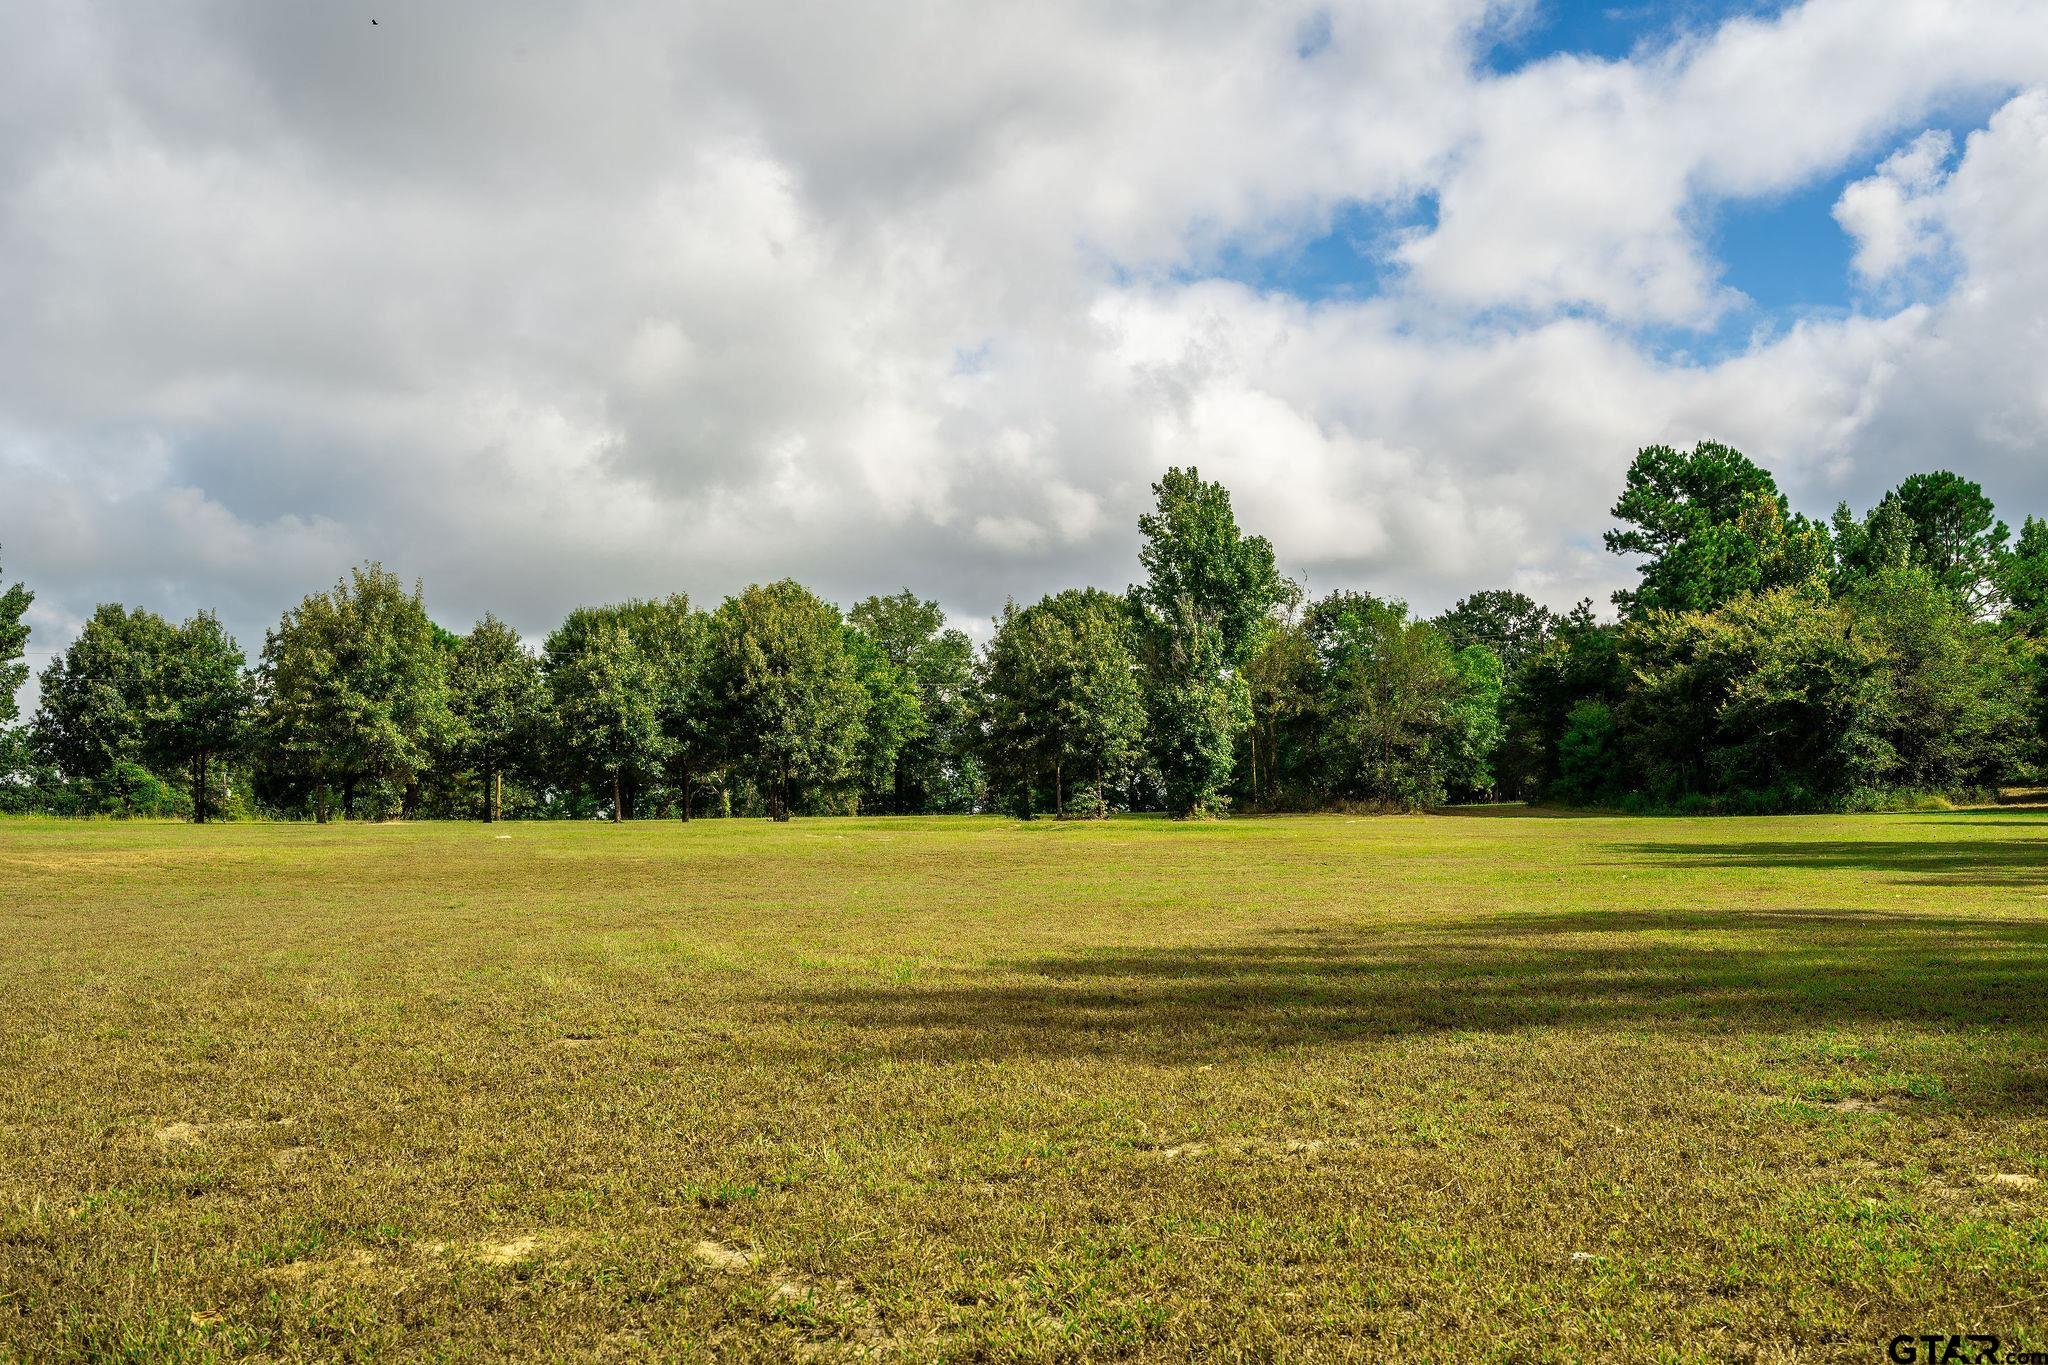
[783,910,2048,1095]
[1621,837,2048,887]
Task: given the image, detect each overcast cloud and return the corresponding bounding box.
[5,0,2048,698]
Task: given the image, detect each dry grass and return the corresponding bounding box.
[2,810,2046,1361]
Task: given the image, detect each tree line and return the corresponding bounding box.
[3,449,2046,820]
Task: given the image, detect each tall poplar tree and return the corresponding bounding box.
[1127,468,1280,815]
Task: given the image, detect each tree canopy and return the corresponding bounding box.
[259,564,454,819]
[450,614,548,820]
[10,451,2048,823]
[706,580,868,820]
[1606,442,1830,617]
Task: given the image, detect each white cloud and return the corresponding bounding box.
[4,0,2048,711]
[1399,0,2048,325]
[1834,130,1954,281]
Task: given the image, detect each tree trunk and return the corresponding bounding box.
[679,763,692,822]
[191,752,205,824]
[1095,758,1104,818]
[612,770,624,823]
[771,764,792,822]
[342,777,355,821]
[1054,758,1064,818]
[494,769,502,822]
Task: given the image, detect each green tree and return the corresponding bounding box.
[1830,493,1915,591]
[544,607,668,821]
[977,599,1061,817]
[543,597,715,819]
[845,626,923,813]
[1134,467,1282,667]
[706,581,868,820]
[259,564,455,820]
[0,554,30,791]
[1046,589,1147,815]
[1133,603,1245,817]
[1606,441,1830,616]
[2001,515,2048,637]
[1893,471,2009,615]
[1847,567,2031,792]
[449,614,548,820]
[146,613,252,822]
[1307,591,1467,809]
[1434,590,1556,674]
[34,604,178,806]
[978,589,1145,817]
[1834,475,2009,615]
[1621,589,1888,808]
[1443,644,1506,802]
[1498,601,1626,801]
[1609,571,2027,810]
[0,550,28,731]
[848,591,978,812]
[1238,581,1318,807]
[1552,700,1624,805]
[1129,467,1281,814]
[629,597,717,819]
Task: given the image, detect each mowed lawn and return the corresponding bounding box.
[3,813,2047,1362]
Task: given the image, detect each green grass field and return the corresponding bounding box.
[3,811,2046,1361]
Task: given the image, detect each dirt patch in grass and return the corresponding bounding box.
[153,1116,298,1146]
[473,1234,552,1265]
[261,1248,385,1286]
[1152,1136,1347,1160]
[691,1238,755,1272]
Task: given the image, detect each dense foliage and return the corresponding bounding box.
[1512,443,2042,811]
[4,448,2045,819]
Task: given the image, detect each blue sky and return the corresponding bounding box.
[1483,0,1785,68]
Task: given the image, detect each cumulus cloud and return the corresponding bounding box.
[1402,0,2048,324]
[1834,130,1954,281]
[4,0,2048,710]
